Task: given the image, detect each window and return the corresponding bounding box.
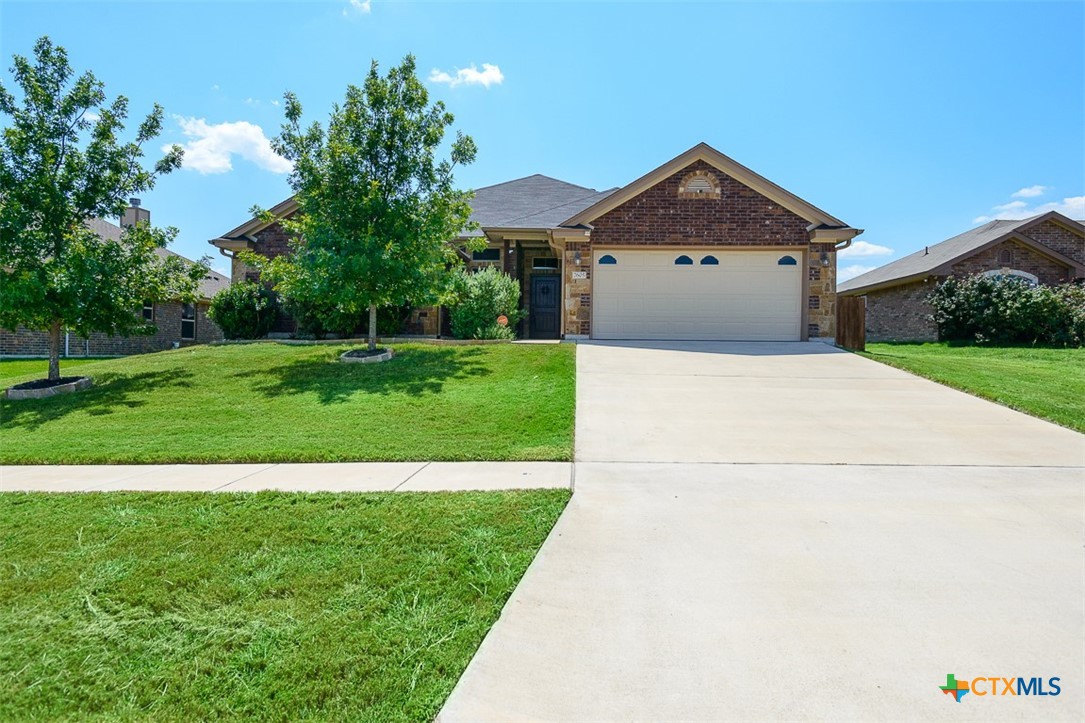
[700,255,719,265]
[142,300,154,321]
[981,269,1038,287]
[778,255,798,266]
[674,255,694,265]
[181,303,196,340]
[598,254,617,265]
[472,248,501,262]
[532,257,560,271]
[998,249,1013,265]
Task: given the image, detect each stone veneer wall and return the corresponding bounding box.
[563,240,591,336]
[807,244,837,339]
[862,280,940,342]
[0,301,222,357]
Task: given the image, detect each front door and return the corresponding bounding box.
[529,275,560,339]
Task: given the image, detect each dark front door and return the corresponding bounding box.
[529,275,560,339]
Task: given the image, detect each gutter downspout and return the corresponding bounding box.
[64,330,69,358]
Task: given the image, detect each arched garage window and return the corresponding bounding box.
[777,255,797,266]
[700,255,719,265]
[981,268,1038,287]
[598,254,617,265]
[674,255,693,265]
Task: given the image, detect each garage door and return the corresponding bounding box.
[592,249,803,341]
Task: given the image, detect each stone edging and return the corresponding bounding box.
[340,348,395,364]
[6,376,93,400]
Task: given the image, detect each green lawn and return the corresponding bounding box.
[0,490,569,721]
[0,342,575,464]
[861,342,1085,433]
[0,356,105,384]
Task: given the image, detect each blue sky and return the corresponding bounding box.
[3,1,1083,278]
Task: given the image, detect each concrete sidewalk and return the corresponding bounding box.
[0,461,572,493]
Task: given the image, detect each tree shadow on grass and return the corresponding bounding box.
[0,369,195,432]
[230,346,493,405]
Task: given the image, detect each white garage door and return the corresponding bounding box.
[592,249,803,341]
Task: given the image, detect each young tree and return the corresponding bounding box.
[0,37,205,382]
[247,55,480,352]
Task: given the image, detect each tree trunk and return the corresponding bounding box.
[48,319,63,381]
[368,303,378,352]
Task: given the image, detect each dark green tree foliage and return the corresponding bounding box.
[246,55,480,351]
[208,281,280,340]
[0,37,205,380]
[928,274,1085,346]
[449,266,523,340]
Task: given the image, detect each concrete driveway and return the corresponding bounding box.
[440,342,1084,721]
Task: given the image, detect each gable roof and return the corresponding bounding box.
[561,142,855,230]
[87,217,229,301]
[838,211,1085,295]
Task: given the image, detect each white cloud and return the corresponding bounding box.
[973,194,1085,224]
[838,240,893,259]
[271,99,280,107]
[838,264,878,282]
[211,84,220,92]
[167,116,292,175]
[1012,185,1049,198]
[428,63,504,89]
[84,111,100,122]
[343,0,371,16]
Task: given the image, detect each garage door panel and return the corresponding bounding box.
[593,249,802,341]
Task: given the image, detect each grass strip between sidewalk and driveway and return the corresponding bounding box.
[0,342,575,464]
[0,489,570,721]
[861,342,1085,433]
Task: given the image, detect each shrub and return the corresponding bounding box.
[208,282,281,339]
[448,267,523,340]
[927,274,1085,346]
[281,297,358,340]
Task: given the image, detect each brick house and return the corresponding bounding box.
[838,212,1085,341]
[210,143,861,341]
[0,204,229,358]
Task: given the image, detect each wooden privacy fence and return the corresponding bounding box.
[836,296,866,351]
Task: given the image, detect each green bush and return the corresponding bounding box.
[927,274,1085,346]
[208,282,281,339]
[448,267,523,340]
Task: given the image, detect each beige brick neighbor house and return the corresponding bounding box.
[838,212,1085,341]
[0,204,229,358]
[211,143,862,341]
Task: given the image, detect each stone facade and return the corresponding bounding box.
[0,301,222,357]
[950,239,1072,285]
[807,245,837,339]
[863,280,939,342]
[563,241,592,337]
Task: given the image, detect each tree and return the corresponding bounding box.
[0,37,204,382]
[246,55,480,352]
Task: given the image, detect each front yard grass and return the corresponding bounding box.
[861,342,1085,433]
[0,342,574,463]
[0,489,569,721]
[0,357,104,384]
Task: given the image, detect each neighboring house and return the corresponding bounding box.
[0,202,229,358]
[210,143,861,341]
[838,212,1085,342]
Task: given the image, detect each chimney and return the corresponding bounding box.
[121,198,150,228]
